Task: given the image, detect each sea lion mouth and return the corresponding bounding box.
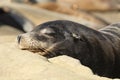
[28,48,55,57]
[22,48,46,53]
[18,45,46,53]
[30,49,46,53]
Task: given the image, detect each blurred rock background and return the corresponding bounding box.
[0,0,120,37]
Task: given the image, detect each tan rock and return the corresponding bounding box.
[0,25,23,36]
[0,43,112,80]
[57,0,120,11]
[49,55,93,75]
[92,11,120,23]
[0,25,23,43]
[0,2,106,29]
[0,36,17,43]
[32,2,108,29]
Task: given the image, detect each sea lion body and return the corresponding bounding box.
[17,20,120,78]
[0,7,34,32]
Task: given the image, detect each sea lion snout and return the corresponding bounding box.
[17,33,34,50]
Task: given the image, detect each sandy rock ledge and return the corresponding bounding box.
[0,42,116,80]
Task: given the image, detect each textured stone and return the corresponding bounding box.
[0,42,112,80]
[57,0,120,11]
[34,2,107,29]
[0,2,107,30]
[0,25,23,36]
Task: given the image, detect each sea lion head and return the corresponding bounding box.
[17,20,90,58]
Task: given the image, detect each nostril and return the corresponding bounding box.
[17,35,21,44]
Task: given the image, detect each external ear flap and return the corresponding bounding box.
[72,33,84,42]
[72,33,81,39]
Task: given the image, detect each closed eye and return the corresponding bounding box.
[79,38,85,42]
[45,33,56,36]
[40,28,55,34]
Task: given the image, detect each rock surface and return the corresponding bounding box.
[92,11,120,23]
[32,2,107,29]
[0,25,23,36]
[57,0,120,11]
[0,2,107,30]
[0,31,117,80]
[0,39,113,80]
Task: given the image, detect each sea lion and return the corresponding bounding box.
[0,7,34,32]
[17,20,120,78]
